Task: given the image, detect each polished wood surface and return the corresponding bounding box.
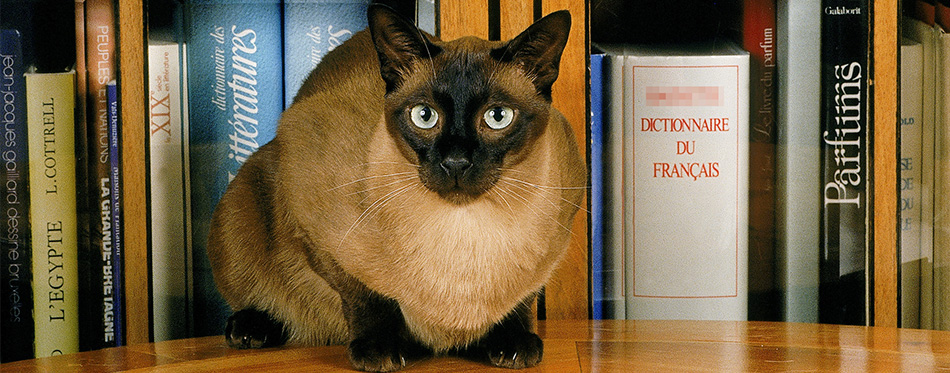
[5,320,950,372]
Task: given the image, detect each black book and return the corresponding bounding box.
[818,0,871,326]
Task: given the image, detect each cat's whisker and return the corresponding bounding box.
[329,171,419,192]
[359,161,421,169]
[499,179,590,215]
[348,175,418,198]
[494,184,574,235]
[339,183,416,249]
[488,188,516,219]
[500,176,589,191]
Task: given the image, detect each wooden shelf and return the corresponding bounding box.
[114,0,901,344]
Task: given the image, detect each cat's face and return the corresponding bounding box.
[369,7,571,203]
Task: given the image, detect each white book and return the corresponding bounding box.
[148,40,192,341]
[899,37,924,329]
[604,42,749,321]
[775,0,821,323]
[904,17,938,330]
[601,50,627,319]
[934,25,950,331]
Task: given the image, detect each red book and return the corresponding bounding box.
[743,0,778,321]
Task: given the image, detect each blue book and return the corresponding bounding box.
[283,0,369,108]
[589,52,605,320]
[185,0,283,337]
[106,81,124,346]
[0,28,34,363]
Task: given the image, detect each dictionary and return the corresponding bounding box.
[282,0,369,108]
[818,0,870,326]
[0,29,34,363]
[598,42,750,321]
[185,0,283,337]
[26,70,80,358]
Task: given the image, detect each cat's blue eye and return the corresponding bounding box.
[410,104,439,129]
[483,107,514,130]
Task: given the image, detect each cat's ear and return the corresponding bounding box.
[491,10,571,99]
[368,4,441,92]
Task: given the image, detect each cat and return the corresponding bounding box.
[207,5,584,371]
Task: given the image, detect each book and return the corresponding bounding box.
[904,14,939,330]
[27,70,79,358]
[80,0,119,351]
[601,42,750,321]
[106,80,124,345]
[0,28,34,363]
[775,0,821,324]
[282,0,369,108]
[743,0,779,322]
[933,20,950,331]
[148,40,192,342]
[185,0,283,337]
[899,37,924,329]
[818,0,871,326]
[602,47,627,320]
[590,52,605,319]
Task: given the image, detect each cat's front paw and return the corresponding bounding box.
[347,334,428,372]
[225,309,287,349]
[484,332,543,369]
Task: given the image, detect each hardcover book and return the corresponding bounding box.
[148,40,191,342]
[80,0,119,350]
[602,42,750,321]
[899,37,924,329]
[106,81,124,345]
[743,0,779,322]
[26,70,79,357]
[185,0,283,336]
[0,28,34,363]
[282,0,369,108]
[775,0,821,323]
[933,19,950,331]
[818,0,871,326]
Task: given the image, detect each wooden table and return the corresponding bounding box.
[5,320,950,371]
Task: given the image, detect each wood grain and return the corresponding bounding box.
[5,320,950,372]
[540,0,589,320]
[872,0,898,328]
[438,2,489,40]
[117,0,150,343]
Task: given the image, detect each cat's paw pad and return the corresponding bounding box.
[225,309,286,349]
[485,332,543,369]
[347,335,427,372]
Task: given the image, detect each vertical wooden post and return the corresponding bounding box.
[439,2,490,40]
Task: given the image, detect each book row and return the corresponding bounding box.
[1,0,125,361]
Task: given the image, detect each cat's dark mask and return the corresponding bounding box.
[368,5,571,203]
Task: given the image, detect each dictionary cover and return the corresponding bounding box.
[600,42,750,321]
[818,0,870,326]
[185,0,283,337]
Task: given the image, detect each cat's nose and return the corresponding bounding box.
[440,156,472,177]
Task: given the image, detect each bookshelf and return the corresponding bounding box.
[112,0,900,345]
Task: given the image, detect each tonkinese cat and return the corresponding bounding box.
[207,5,585,371]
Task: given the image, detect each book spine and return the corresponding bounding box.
[148,41,191,342]
[818,0,871,326]
[106,81,123,345]
[81,0,118,350]
[903,15,939,330]
[0,29,35,363]
[622,48,750,321]
[899,38,924,329]
[934,23,950,330]
[185,0,283,337]
[604,51,626,320]
[27,71,79,358]
[743,0,779,322]
[282,0,369,108]
[589,52,604,320]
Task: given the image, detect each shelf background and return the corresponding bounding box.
[114,0,899,343]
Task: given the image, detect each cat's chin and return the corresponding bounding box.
[435,189,484,205]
